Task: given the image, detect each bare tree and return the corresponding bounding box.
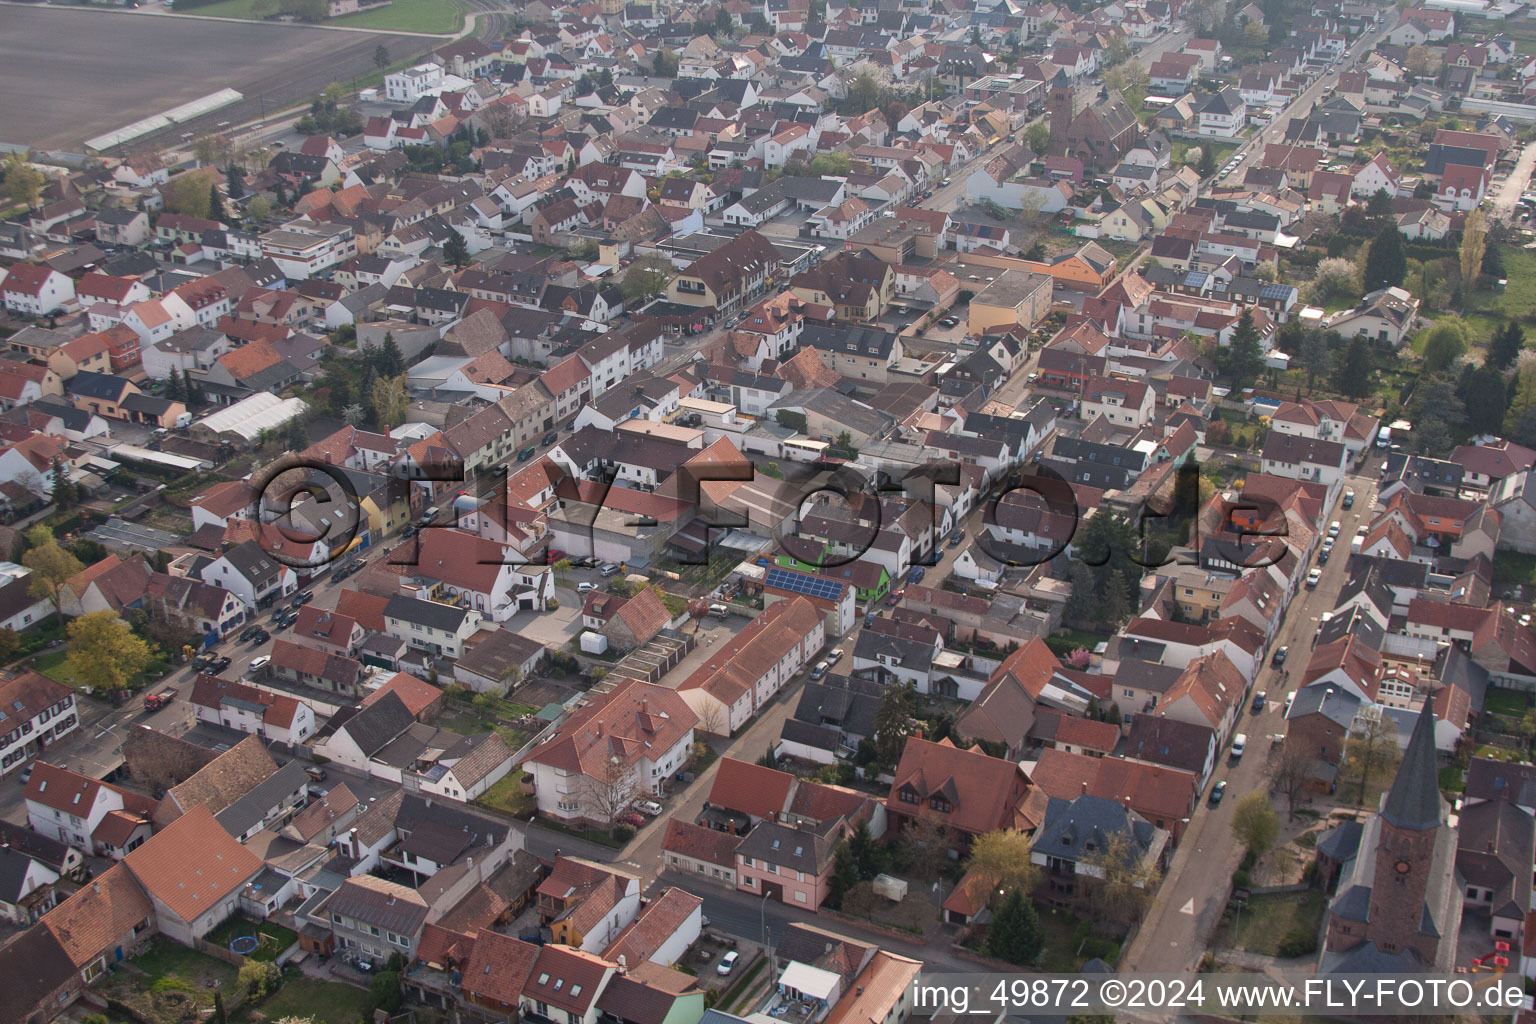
[897,814,949,882]
[1342,708,1402,809]
[696,699,727,736]
[1269,740,1311,821]
[581,755,642,826]
[1083,829,1162,930]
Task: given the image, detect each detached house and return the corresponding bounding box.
[522,679,697,824]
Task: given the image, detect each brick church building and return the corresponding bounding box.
[1319,705,1462,971]
[1047,70,1139,172]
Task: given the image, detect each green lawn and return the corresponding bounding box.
[1486,688,1531,719]
[129,938,240,998]
[176,0,464,33]
[1440,764,1465,793]
[476,771,536,818]
[1168,138,1238,171]
[1492,550,1536,587]
[1462,246,1536,352]
[204,915,299,961]
[1223,892,1326,955]
[332,0,465,33]
[256,977,370,1024]
[33,648,164,692]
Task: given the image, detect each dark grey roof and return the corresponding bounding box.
[735,816,841,873]
[1328,941,1422,973]
[1379,705,1443,832]
[1315,604,1384,649]
[215,760,309,837]
[221,539,284,587]
[0,819,72,873]
[779,716,843,753]
[66,369,131,401]
[1034,794,1157,865]
[339,690,415,757]
[1288,683,1359,728]
[1119,716,1214,775]
[1316,819,1363,863]
[1464,758,1536,808]
[0,845,49,902]
[384,594,471,632]
[793,676,885,738]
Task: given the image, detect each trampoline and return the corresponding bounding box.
[229,935,260,956]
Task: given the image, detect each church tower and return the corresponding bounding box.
[1048,68,1074,155]
[1363,705,1445,959]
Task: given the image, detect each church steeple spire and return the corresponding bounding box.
[1380,703,1442,831]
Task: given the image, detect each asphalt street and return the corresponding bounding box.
[1121,463,1381,973]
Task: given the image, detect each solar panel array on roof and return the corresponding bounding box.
[1260,283,1293,300]
[764,566,844,602]
[1182,271,1209,288]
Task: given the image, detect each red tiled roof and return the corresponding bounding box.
[662,818,742,867]
[707,757,796,820]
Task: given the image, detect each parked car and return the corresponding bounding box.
[948,530,965,547]
[517,445,537,461]
[810,660,829,680]
[1230,733,1247,759]
[542,432,558,446]
[636,800,663,816]
[291,590,314,609]
[577,581,600,593]
[305,766,327,782]
[247,628,269,645]
[620,812,646,828]
[249,655,271,672]
[599,563,621,577]
[1251,691,1266,713]
[18,762,33,785]
[239,625,262,643]
[1342,489,1355,509]
[208,655,232,674]
[1271,645,1288,666]
[1305,568,1322,588]
[1283,692,1294,717]
[827,648,843,664]
[907,565,926,584]
[1208,780,1227,806]
[717,952,740,977]
[1328,520,1341,537]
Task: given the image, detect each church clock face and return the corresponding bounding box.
[1395,858,1412,879]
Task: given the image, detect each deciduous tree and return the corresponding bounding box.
[1460,209,1488,292]
[1230,791,1278,854]
[1342,711,1402,808]
[66,611,154,695]
[966,829,1039,894]
[22,527,82,618]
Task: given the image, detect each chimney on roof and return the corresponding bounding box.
[1081,781,1088,795]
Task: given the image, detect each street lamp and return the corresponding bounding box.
[760,891,770,950]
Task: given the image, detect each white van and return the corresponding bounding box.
[1230,734,1247,759]
[709,602,730,617]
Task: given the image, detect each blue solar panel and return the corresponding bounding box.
[1260,283,1293,300]
[764,567,844,601]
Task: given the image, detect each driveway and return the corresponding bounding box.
[505,587,583,648]
[1491,138,1536,223]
